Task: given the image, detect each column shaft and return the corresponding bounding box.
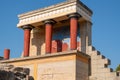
[4,49,10,59]
[70,16,78,50]
[80,21,92,53]
[23,25,33,57]
[45,23,53,53]
[24,29,31,57]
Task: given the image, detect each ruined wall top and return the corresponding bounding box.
[0,64,33,80]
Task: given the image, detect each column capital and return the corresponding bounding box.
[22,25,34,30]
[44,19,56,25]
[83,20,93,26]
[68,13,81,19]
[67,0,79,2]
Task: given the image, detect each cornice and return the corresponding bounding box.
[17,0,93,28]
[18,0,76,19]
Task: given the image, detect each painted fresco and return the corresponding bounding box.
[51,26,80,53]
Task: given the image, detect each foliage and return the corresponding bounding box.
[116,64,120,71]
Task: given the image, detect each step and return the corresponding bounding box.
[91,54,106,60]
[115,76,120,80]
[91,51,101,56]
[101,58,110,65]
[92,64,109,69]
[90,72,120,80]
[91,58,110,64]
[88,46,96,51]
[116,71,120,76]
[92,68,113,74]
[100,68,113,73]
[106,72,119,77]
[90,73,106,80]
[104,72,120,80]
[98,55,105,59]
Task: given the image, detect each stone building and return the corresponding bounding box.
[0,0,120,80]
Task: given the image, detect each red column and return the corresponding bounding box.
[69,14,79,50]
[4,49,10,60]
[23,25,34,57]
[45,20,54,54]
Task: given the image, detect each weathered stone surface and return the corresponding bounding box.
[87,46,120,80]
[37,60,75,80]
[30,28,45,56]
[76,60,89,80]
[0,64,34,80]
[0,51,89,80]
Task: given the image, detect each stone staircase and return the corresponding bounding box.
[87,46,120,80]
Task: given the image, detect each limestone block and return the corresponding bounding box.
[91,59,110,66]
[105,72,118,78]
[90,51,100,56]
[91,55,105,60]
[76,60,89,80]
[37,60,75,80]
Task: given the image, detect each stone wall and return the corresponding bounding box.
[37,60,76,80]
[76,60,89,80]
[0,51,89,80]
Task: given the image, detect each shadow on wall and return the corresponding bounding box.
[31,27,45,55]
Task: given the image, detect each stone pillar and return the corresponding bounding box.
[4,49,10,59]
[22,25,34,57]
[80,21,92,53]
[69,14,79,50]
[45,20,54,54]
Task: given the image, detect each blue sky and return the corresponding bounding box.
[0,0,120,69]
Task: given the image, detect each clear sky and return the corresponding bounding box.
[0,0,120,70]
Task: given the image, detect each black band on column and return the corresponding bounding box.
[68,13,81,19]
[22,25,34,30]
